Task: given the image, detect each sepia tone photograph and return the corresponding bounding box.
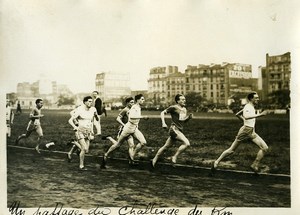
[1,0,299,214]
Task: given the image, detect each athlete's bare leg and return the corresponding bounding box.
[251,136,268,171]
[214,139,241,168]
[152,137,173,167]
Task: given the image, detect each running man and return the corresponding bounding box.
[92,91,102,136]
[151,94,193,168]
[15,99,46,153]
[6,100,14,138]
[68,96,98,170]
[210,92,269,175]
[67,107,83,162]
[102,97,136,163]
[101,94,148,168]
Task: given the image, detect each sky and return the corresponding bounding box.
[1,0,300,94]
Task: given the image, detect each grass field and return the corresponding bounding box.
[7,109,290,175]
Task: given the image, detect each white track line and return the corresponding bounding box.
[7,145,290,178]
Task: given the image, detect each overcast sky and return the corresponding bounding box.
[1,0,299,94]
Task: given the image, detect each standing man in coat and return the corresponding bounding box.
[92,91,102,136]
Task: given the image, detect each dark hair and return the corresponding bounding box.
[125,97,134,103]
[134,94,144,101]
[247,92,257,101]
[175,94,184,103]
[83,96,93,103]
[35,99,43,104]
[92,91,99,94]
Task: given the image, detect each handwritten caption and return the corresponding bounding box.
[9,201,233,215]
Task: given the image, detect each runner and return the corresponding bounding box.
[102,97,135,164]
[101,94,148,168]
[151,94,193,169]
[210,92,269,175]
[15,99,51,153]
[68,96,98,170]
[66,107,82,162]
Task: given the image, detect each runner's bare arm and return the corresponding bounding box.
[160,110,168,128]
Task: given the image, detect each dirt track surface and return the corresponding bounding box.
[7,146,290,209]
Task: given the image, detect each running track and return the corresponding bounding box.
[6,145,290,210]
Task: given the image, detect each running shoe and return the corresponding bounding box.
[210,161,217,177]
[100,155,107,169]
[67,153,72,163]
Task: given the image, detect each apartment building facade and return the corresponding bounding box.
[148,63,258,106]
[261,52,291,100]
[147,66,180,105]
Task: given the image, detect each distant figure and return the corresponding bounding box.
[6,100,14,138]
[92,91,102,136]
[16,101,22,115]
[151,94,193,169]
[15,99,48,153]
[102,102,107,117]
[210,92,269,175]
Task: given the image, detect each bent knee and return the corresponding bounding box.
[185,141,191,147]
[262,145,269,152]
[140,141,147,147]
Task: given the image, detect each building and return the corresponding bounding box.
[16,80,73,108]
[166,72,186,102]
[148,63,258,106]
[185,63,257,105]
[95,71,131,102]
[17,82,36,97]
[148,66,181,105]
[260,52,291,100]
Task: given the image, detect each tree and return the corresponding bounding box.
[267,90,290,109]
[185,92,204,111]
[57,94,75,106]
[43,99,52,107]
[6,93,18,105]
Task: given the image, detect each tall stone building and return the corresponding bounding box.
[260,52,291,100]
[148,66,180,105]
[95,71,131,102]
